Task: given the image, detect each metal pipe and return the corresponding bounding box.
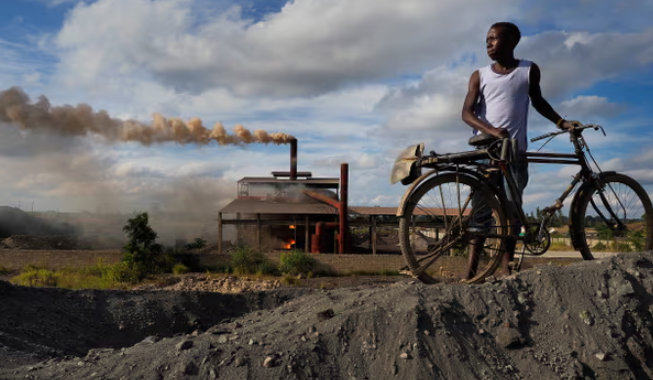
[339,163,349,254]
[290,138,298,180]
[526,159,581,165]
[525,152,578,159]
[303,189,341,209]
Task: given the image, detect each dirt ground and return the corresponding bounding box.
[2,252,653,379]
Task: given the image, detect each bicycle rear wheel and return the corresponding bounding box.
[571,172,653,260]
[398,173,508,284]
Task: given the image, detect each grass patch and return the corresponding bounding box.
[548,242,573,251]
[10,262,132,290]
[172,263,190,275]
[280,273,303,286]
[0,265,12,275]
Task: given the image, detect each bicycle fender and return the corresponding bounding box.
[568,171,617,250]
[395,167,486,217]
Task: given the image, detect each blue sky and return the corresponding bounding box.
[0,0,652,215]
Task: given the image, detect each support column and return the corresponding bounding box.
[256,213,261,253]
[368,216,373,250]
[218,212,223,254]
[304,216,310,253]
[236,213,242,246]
[372,215,377,255]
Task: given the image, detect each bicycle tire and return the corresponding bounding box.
[570,172,653,260]
[398,172,508,284]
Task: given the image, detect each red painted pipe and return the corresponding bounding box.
[304,163,350,254]
[312,221,338,253]
[339,163,349,254]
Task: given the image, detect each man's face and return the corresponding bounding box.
[486,27,513,60]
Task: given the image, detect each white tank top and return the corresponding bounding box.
[474,60,532,152]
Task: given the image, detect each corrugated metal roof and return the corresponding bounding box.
[237,177,340,185]
[219,198,338,215]
[349,206,397,215]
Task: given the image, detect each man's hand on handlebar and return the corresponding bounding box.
[559,119,582,131]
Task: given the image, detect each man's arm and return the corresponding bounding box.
[529,63,577,130]
[462,70,509,138]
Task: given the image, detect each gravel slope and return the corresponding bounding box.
[1,252,653,379]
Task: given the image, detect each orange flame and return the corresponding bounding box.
[283,239,296,249]
[289,225,296,229]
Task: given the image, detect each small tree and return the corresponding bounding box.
[122,212,166,279]
[596,224,613,240]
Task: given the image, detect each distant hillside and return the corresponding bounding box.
[0,206,77,239]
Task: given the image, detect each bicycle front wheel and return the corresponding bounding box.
[399,173,508,284]
[571,173,653,260]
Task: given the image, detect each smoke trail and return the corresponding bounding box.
[0,87,295,145]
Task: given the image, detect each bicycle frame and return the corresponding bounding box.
[401,125,609,247]
[502,129,597,233]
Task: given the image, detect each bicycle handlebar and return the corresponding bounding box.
[530,124,603,143]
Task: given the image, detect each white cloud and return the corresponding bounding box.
[51,0,520,97]
[518,29,653,99]
[558,96,626,120]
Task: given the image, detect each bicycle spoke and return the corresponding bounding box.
[412,239,460,277]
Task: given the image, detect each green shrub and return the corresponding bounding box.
[629,231,645,251]
[279,250,316,276]
[104,262,141,284]
[230,246,277,276]
[0,265,12,275]
[593,242,607,251]
[173,251,200,272]
[172,263,190,275]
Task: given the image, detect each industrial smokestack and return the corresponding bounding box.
[339,163,349,254]
[290,138,298,181]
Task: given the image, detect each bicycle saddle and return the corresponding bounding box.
[468,131,498,147]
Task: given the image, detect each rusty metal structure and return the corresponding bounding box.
[217,139,456,255]
[218,139,355,254]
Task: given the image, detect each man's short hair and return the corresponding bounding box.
[491,22,521,44]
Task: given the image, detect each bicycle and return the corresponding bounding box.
[391,124,653,284]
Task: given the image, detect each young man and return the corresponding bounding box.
[461,22,580,278]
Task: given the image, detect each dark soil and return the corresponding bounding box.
[2,252,653,379]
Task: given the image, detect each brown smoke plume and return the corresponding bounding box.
[0,87,295,145]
